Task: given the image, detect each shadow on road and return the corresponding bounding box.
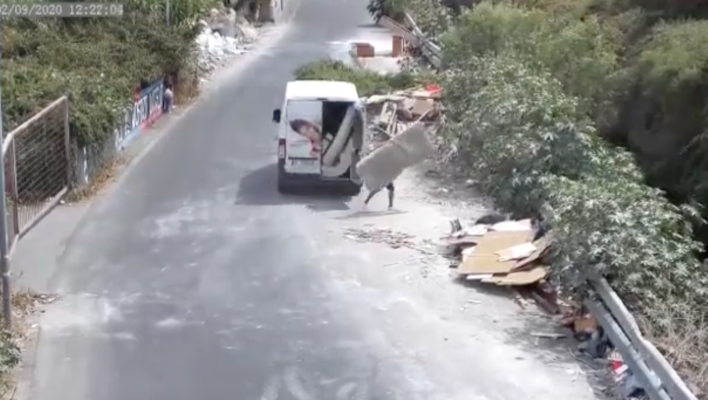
[333,209,408,220]
[235,163,353,211]
[356,22,381,29]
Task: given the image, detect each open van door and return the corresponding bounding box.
[283,100,322,175]
[349,105,365,185]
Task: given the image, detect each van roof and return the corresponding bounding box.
[285,80,359,101]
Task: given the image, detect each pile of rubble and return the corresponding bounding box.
[442,215,645,398]
[195,8,260,79]
[362,84,443,149]
[444,217,549,286]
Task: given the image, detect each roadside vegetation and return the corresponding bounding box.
[294,59,434,96]
[0,0,221,391]
[3,0,221,146]
[364,0,708,394]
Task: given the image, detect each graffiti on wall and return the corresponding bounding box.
[115,78,165,151]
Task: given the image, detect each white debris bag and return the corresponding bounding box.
[356,122,435,191]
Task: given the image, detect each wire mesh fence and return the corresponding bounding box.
[3,96,71,251]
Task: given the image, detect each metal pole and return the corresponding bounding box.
[0,25,12,329]
[165,0,171,25]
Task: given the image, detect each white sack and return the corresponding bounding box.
[356,122,435,191]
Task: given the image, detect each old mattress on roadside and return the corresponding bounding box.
[356,122,436,191]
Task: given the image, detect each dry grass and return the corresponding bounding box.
[174,70,201,106]
[0,288,59,400]
[65,153,128,203]
[640,302,708,398]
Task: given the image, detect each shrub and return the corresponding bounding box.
[415,0,708,393]
[441,2,620,114]
[0,329,20,395]
[442,50,707,330]
[366,0,405,22]
[2,0,218,146]
[406,0,454,39]
[293,59,435,96]
[637,19,708,91]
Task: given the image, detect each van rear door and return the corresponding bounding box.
[284,99,322,175]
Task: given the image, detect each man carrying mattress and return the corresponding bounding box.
[354,148,396,210]
[355,122,436,210]
[364,181,395,210]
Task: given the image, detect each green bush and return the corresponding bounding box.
[0,328,20,396]
[441,2,620,114]
[413,0,708,392]
[443,50,708,329]
[637,20,708,91]
[405,0,454,39]
[293,59,435,96]
[366,0,405,22]
[2,0,218,146]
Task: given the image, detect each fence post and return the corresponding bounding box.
[8,141,19,244]
[63,97,72,189]
[0,35,12,328]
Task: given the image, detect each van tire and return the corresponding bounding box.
[277,180,290,194]
[277,173,292,194]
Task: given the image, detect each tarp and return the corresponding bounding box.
[356,122,435,191]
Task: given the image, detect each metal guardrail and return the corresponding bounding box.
[402,12,698,400]
[588,276,697,400]
[402,13,443,68]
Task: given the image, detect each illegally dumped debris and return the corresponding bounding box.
[362,83,443,149]
[344,228,415,249]
[195,8,260,80]
[353,84,443,192]
[442,215,646,398]
[443,217,549,286]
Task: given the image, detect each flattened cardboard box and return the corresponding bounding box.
[483,266,548,286]
[458,230,535,275]
[513,236,551,271]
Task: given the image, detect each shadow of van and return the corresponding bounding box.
[235,163,353,211]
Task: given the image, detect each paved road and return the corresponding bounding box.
[28,0,381,398]
[28,0,420,399]
[22,0,605,399]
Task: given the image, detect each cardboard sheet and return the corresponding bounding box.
[513,236,550,271]
[497,242,537,262]
[458,231,535,274]
[484,266,548,286]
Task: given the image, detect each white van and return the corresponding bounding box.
[272,80,367,194]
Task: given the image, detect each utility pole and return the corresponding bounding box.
[0,23,12,329]
[165,0,171,25]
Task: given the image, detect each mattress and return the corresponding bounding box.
[356,122,436,191]
[322,105,357,167]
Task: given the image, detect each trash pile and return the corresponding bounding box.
[195,8,260,78]
[443,217,549,286]
[442,214,646,399]
[362,84,443,147]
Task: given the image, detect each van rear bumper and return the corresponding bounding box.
[277,159,361,193]
[277,159,321,183]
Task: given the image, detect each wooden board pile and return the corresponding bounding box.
[443,218,551,287]
[443,217,609,362]
[363,84,443,142]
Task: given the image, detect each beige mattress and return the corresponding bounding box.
[356,123,436,191]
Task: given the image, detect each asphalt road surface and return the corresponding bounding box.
[22,0,603,398]
[29,1,410,399]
